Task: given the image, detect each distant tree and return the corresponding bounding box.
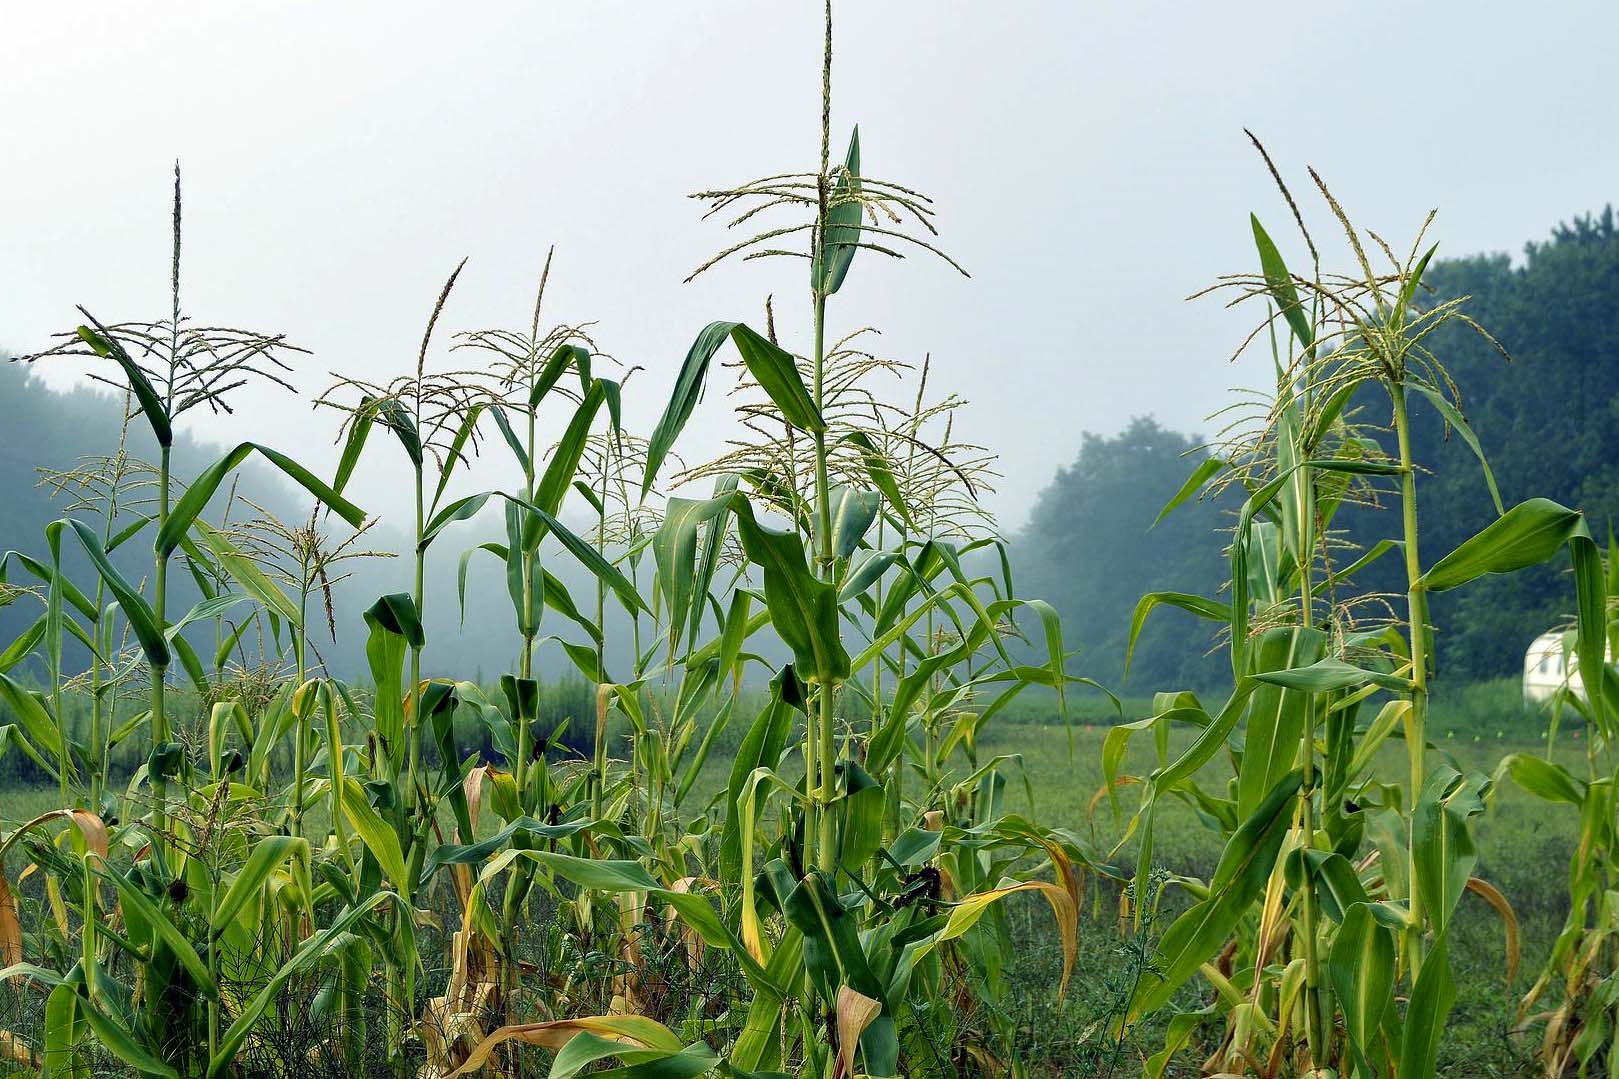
[1014,416,1233,691]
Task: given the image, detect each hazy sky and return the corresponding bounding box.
[6,2,1617,530]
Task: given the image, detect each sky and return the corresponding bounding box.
[5,2,1618,532]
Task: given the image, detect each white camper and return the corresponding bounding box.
[1523,630,1576,706]
[1522,629,1612,707]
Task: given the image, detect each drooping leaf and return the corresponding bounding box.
[157,442,365,557]
[57,519,168,668]
[76,317,172,448]
[1420,498,1588,593]
[644,322,823,496]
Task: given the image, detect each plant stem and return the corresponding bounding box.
[152,444,172,857]
[408,463,425,805]
[516,406,538,801]
[810,290,838,873]
[1392,383,1430,974]
[1294,459,1327,1065]
[292,575,310,838]
[592,453,610,819]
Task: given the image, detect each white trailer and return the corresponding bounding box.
[1524,629,1595,707]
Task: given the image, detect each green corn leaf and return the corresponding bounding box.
[833,760,884,870]
[1398,933,1456,1079]
[1397,243,1440,321]
[643,320,751,497]
[813,126,862,296]
[331,409,374,496]
[97,867,218,998]
[208,891,411,1077]
[820,486,879,561]
[535,381,608,515]
[420,491,495,551]
[58,519,168,668]
[654,494,734,650]
[1250,215,1313,349]
[531,343,591,408]
[0,674,63,760]
[550,1032,717,1079]
[783,871,896,1074]
[688,475,740,648]
[476,847,773,990]
[374,395,424,465]
[1124,592,1231,676]
[841,430,911,530]
[487,403,531,476]
[720,669,799,884]
[210,835,310,934]
[729,497,849,684]
[1329,902,1395,1078]
[540,568,603,645]
[158,442,364,557]
[1407,381,1503,515]
[76,316,172,448]
[166,591,253,637]
[75,987,178,1078]
[1236,628,1326,819]
[1413,766,1487,936]
[1497,751,1585,804]
[1152,680,1258,794]
[338,777,410,890]
[1421,498,1588,592]
[192,520,301,627]
[420,816,596,880]
[1152,456,1225,528]
[0,549,100,622]
[1249,656,1410,695]
[730,323,823,432]
[1129,771,1301,1019]
[44,978,89,1078]
[429,403,487,512]
[513,495,648,616]
[170,635,208,695]
[433,491,646,614]
[840,550,898,603]
[0,617,47,674]
[644,322,823,496]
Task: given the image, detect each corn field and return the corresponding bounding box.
[1,6,1614,1079]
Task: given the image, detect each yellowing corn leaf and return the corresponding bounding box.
[835,985,882,1079]
[938,880,1077,998]
[69,810,108,861]
[0,1031,36,1068]
[447,1014,682,1077]
[0,874,19,966]
[1466,876,1521,984]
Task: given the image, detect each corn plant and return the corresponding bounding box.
[1117,146,1608,1078]
[516,4,1090,1073]
[1494,540,1619,1074]
[20,167,365,855]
